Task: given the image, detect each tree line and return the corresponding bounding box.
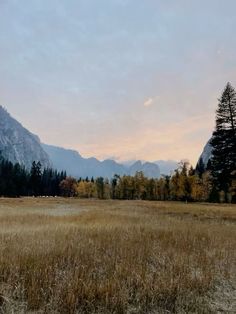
[58,162,214,202]
[0,158,66,197]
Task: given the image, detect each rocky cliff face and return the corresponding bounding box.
[196,139,213,168]
[0,106,51,169]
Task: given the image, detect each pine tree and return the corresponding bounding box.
[111,176,118,199]
[210,82,236,199]
[30,161,42,196]
[196,157,205,178]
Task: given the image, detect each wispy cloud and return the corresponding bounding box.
[144,97,154,107]
[144,96,160,108]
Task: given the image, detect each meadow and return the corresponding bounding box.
[0,198,235,313]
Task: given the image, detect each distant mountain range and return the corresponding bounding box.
[154,160,179,175]
[0,106,179,178]
[42,144,163,178]
[122,159,179,175]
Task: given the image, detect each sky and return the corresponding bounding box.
[1,0,236,165]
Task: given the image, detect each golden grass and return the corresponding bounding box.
[0,198,235,313]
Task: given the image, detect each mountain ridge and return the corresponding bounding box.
[42,143,161,179]
[0,106,51,169]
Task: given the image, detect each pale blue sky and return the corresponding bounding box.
[1,0,236,164]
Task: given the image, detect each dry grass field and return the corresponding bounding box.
[0,198,235,313]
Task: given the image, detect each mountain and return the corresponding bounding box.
[42,144,126,178]
[43,144,161,179]
[0,106,51,169]
[196,139,213,168]
[129,161,160,178]
[154,160,179,175]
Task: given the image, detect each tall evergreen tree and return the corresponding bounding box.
[210,82,236,199]
[30,161,42,196]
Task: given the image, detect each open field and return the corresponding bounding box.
[0,198,235,313]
